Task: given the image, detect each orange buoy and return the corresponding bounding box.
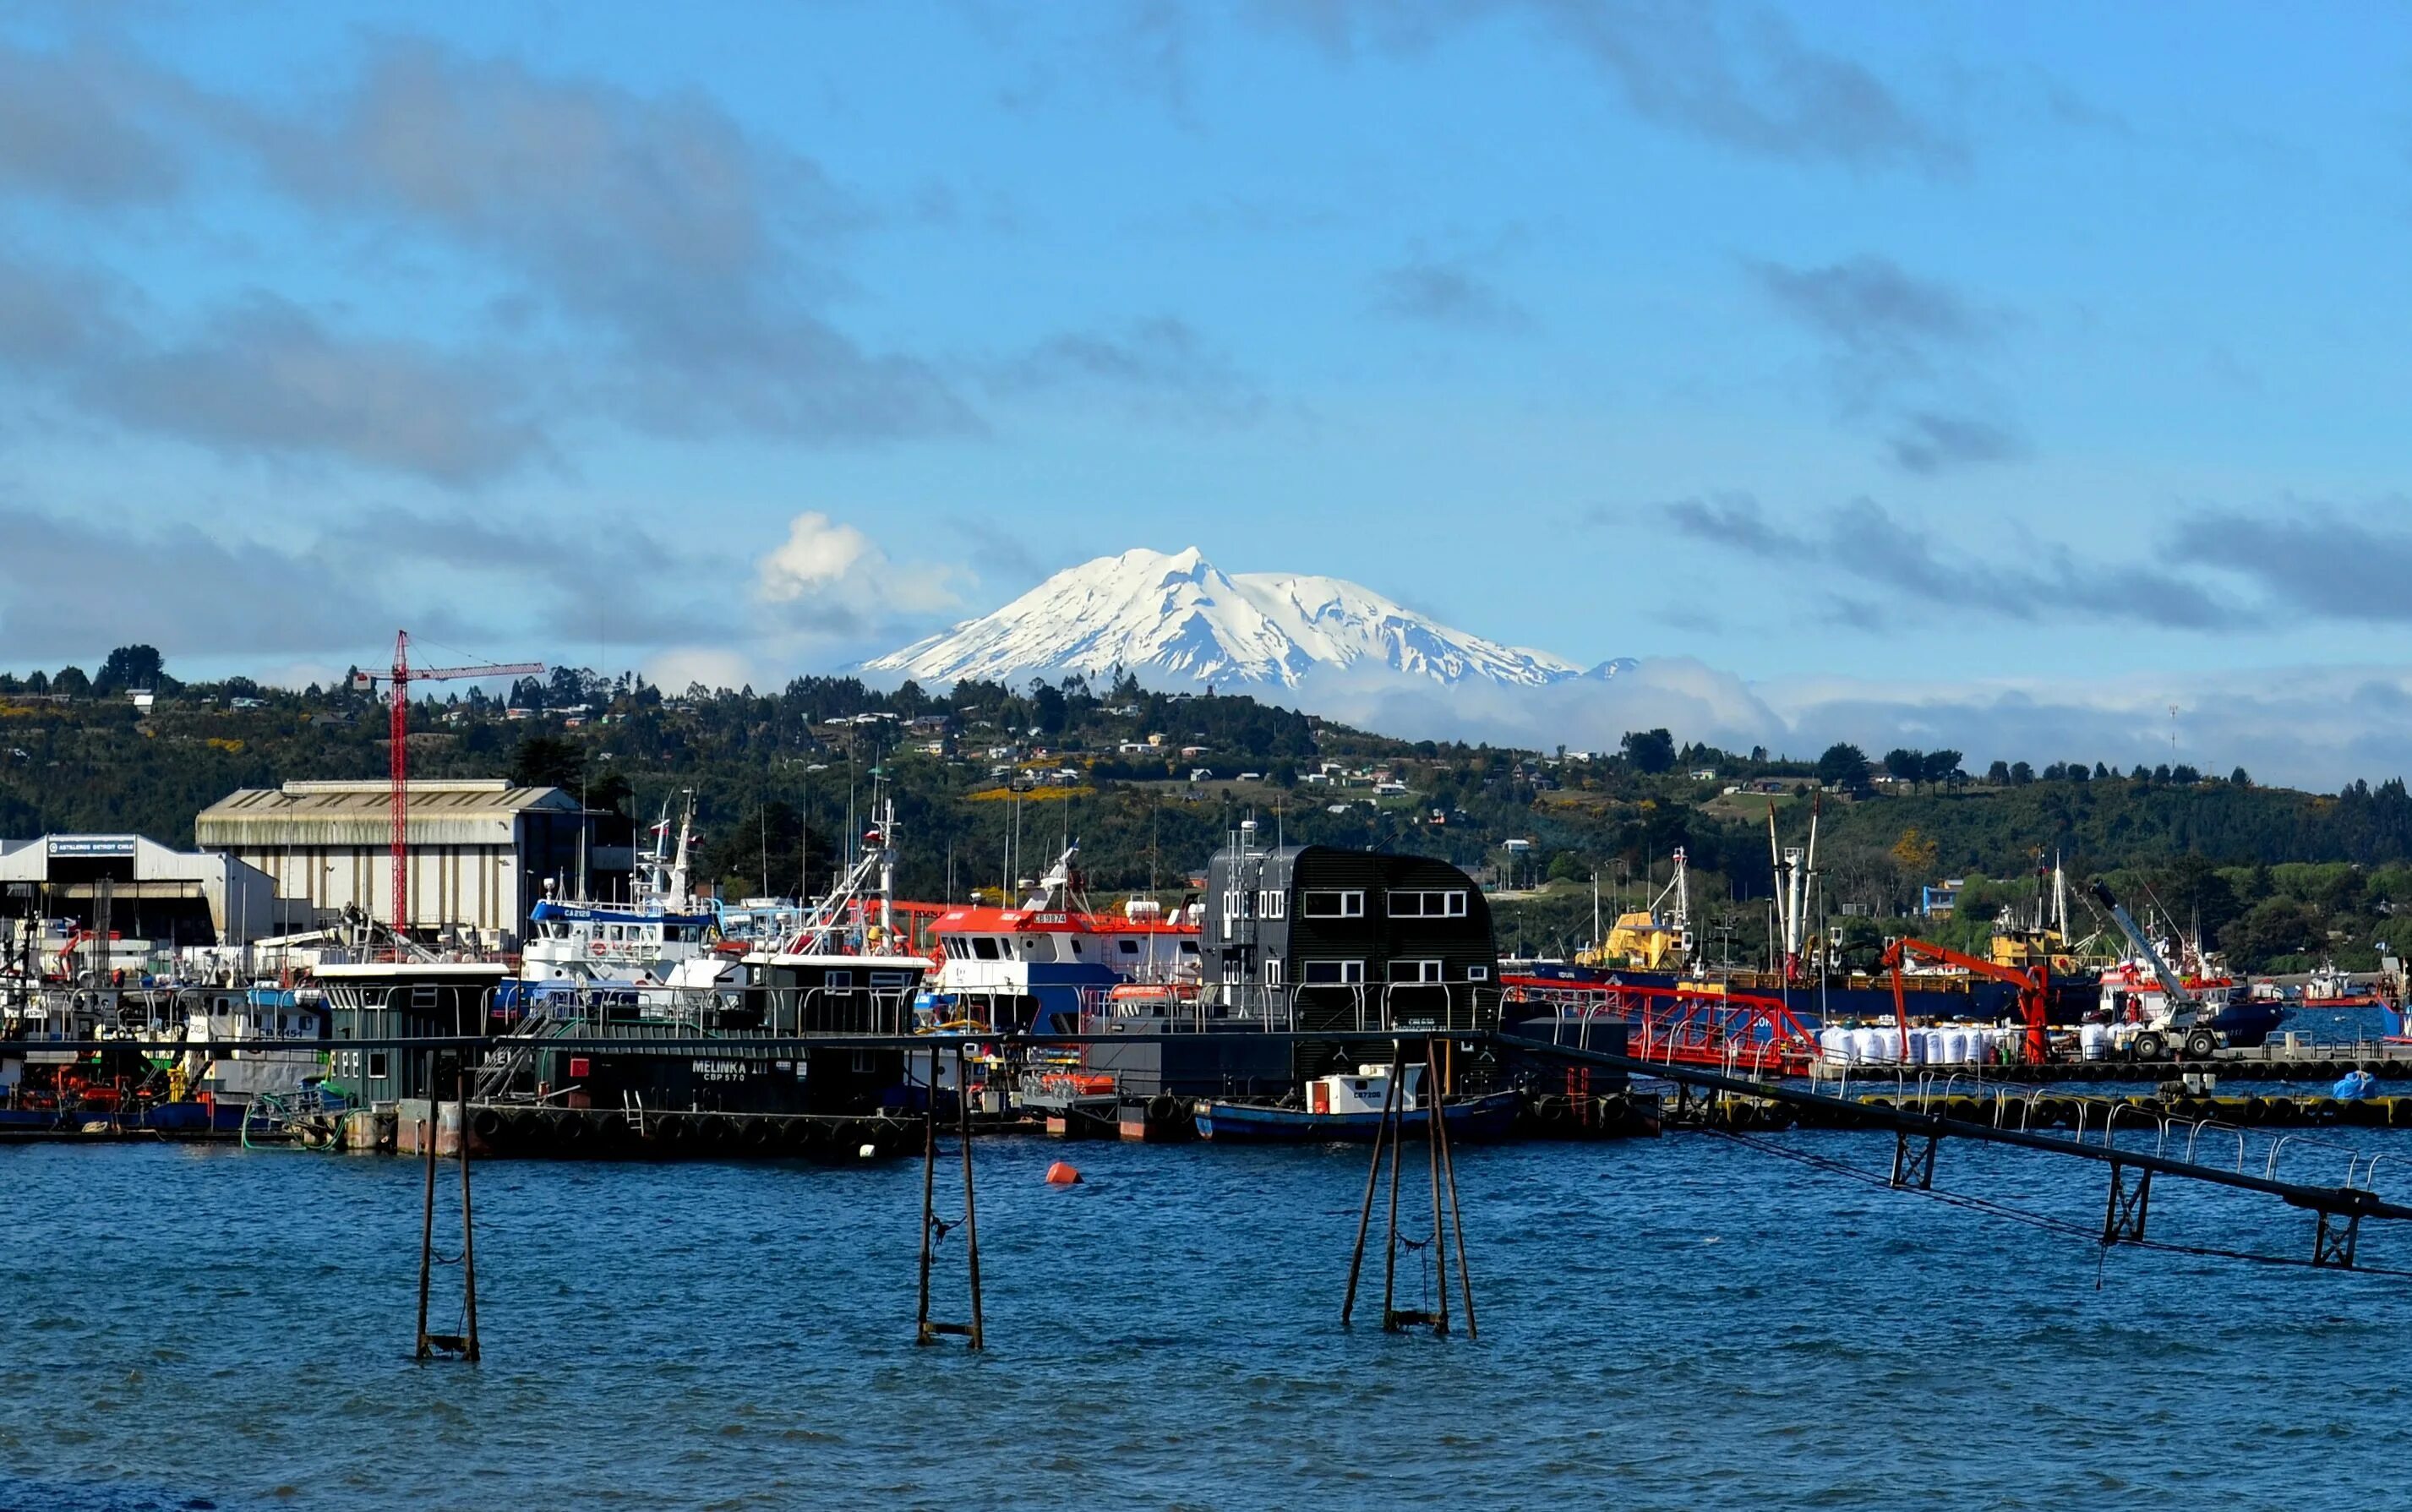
[1045,1160,1082,1186]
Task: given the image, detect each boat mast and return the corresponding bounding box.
[670,789,695,909]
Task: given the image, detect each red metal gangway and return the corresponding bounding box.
[1501,975,1823,1076]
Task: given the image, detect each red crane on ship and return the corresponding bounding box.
[1879,936,2052,1065]
[352,631,543,952]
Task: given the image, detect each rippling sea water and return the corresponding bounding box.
[4,1126,2409,1511]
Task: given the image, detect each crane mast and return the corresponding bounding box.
[357,631,543,953]
[2088,878,2198,1025]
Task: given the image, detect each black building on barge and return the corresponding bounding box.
[1203,838,1500,1037]
[1085,832,1506,1094]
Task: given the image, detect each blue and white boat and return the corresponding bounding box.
[1195,1061,1519,1142]
[511,794,721,1007]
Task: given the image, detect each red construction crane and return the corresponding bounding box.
[352,631,543,949]
[1879,936,2051,1064]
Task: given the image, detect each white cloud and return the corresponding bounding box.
[251,659,353,693]
[1039,652,2411,792]
[645,646,758,696]
[754,510,963,631]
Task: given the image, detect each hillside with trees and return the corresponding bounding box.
[4,648,2410,976]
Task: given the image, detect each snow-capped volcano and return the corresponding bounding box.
[863,547,1616,691]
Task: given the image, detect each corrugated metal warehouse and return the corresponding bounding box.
[194,779,628,947]
[0,834,281,946]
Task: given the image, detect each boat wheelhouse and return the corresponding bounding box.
[518,792,716,991]
[920,843,1200,1034]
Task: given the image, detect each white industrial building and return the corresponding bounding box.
[194,779,627,948]
[0,833,281,947]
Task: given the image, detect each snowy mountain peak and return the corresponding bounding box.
[862,547,1593,692]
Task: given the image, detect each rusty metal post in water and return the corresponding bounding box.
[456,1058,481,1363]
[958,1043,984,1351]
[1426,1037,1449,1337]
[1380,1049,1407,1329]
[1341,1040,1405,1327]
[415,1051,438,1361]
[914,1094,938,1346]
[1433,1045,1476,1340]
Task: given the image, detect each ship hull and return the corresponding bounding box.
[1194,1090,1519,1142]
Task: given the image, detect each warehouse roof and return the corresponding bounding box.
[196,779,581,848]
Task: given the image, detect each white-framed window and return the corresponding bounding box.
[970,936,1001,960]
[1302,889,1365,919]
[1393,959,1443,984]
[1467,964,1491,981]
[1387,889,1469,919]
[1265,957,1284,986]
[1258,891,1286,920]
[1301,959,1366,985]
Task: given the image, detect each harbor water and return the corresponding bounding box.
[5,1133,2411,1510]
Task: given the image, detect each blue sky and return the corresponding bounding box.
[4,2,2411,783]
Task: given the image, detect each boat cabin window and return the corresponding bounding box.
[1179,940,1199,955]
[1388,889,1468,919]
[1301,959,1366,985]
[1068,938,1083,957]
[1118,939,1140,955]
[1302,889,1364,920]
[970,936,1001,960]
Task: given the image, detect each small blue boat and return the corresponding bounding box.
[1195,1089,1519,1143]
